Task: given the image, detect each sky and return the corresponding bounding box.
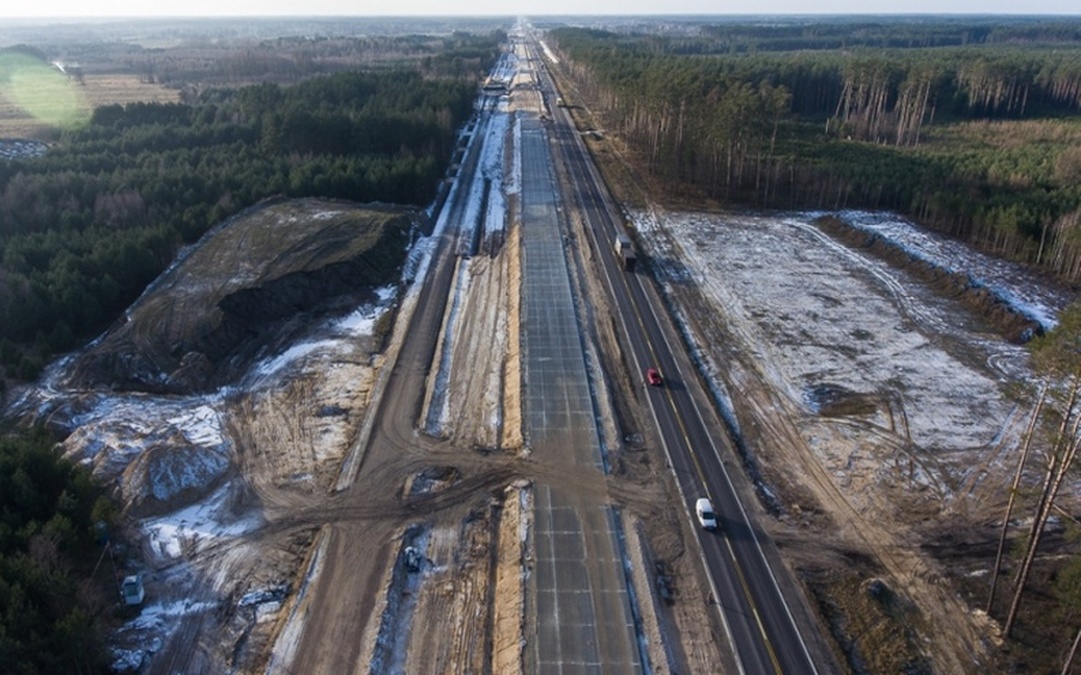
[1,0,1079,19]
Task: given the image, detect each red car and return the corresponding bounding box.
[646,367,663,387]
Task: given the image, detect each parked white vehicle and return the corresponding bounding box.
[121,573,145,606]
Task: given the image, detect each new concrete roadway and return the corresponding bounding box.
[519,112,645,674]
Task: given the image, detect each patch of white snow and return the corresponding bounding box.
[142,482,261,562]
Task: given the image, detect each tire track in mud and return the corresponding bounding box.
[954,403,1027,511]
[402,503,496,673]
[257,462,522,534]
[754,216,1030,512]
[786,217,952,339]
[730,345,992,673]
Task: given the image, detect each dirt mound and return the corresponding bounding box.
[57,415,233,521]
[67,198,421,394]
[404,465,462,496]
[118,438,230,518]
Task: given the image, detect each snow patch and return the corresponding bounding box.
[828,210,1068,331]
[335,284,397,335]
[507,114,522,198]
[368,527,430,675]
[426,264,471,436]
[112,596,218,671]
[167,403,224,447]
[252,289,398,378]
[538,40,560,64]
[254,340,340,378]
[142,482,261,562]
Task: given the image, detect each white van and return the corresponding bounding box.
[695,498,718,530]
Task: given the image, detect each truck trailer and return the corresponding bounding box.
[614,233,636,271]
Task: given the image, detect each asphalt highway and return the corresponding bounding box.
[527,33,828,675]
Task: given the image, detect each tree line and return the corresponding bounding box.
[548,22,1081,284]
[643,18,1081,55]
[0,58,493,385]
[0,427,114,674]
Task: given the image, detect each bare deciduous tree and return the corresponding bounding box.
[988,384,1046,613]
[1004,302,1081,638]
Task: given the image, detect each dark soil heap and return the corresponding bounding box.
[69,198,420,394]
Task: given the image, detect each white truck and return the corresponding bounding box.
[614,233,636,271]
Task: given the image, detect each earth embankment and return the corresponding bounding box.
[65,199,419,394]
